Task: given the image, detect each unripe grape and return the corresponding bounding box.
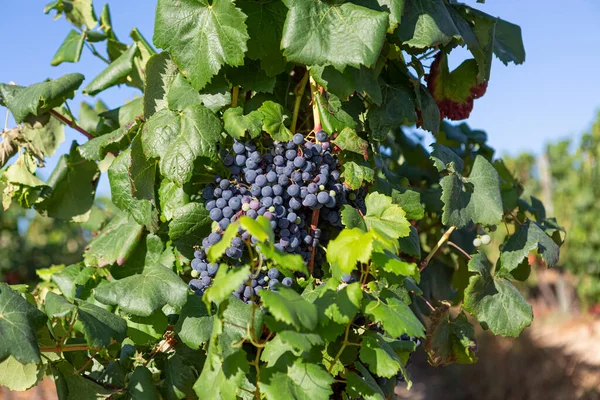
[473,237,482,247]
[480,234,491,245]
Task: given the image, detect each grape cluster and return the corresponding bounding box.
[188,130,349,298]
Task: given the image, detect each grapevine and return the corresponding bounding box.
[0,0,563,399]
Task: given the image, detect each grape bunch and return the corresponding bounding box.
[188,130,350,298]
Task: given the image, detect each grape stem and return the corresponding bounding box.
[50,109,94,140]
[309,76,322,132]
[447,241,472,260]
[327,322,360,374]
[232,86,240,108]
[291,70,309,134]
[308,208,320,274]
[420,226,456,272]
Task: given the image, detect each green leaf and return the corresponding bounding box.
[51,29,84,66]
[238,0,287,76]
[194,339,249,399]
[0,282,47,364]
[161,353,198,400]
[75,300,127,348]
[396,0,461,48]
[108,148,154,227]
[0,73,84,123]
[326,228,374,274]
[207,223,239,262]
[45,292,75,318]
[282,0,388,70]
[36,141,99,222]
[174,295,214,349]
[51,264,85,300]
[143,52,179,118]
[346,362,386,400]
[497,221,560,277]
[0,356,43,392]
[439,154,503,229]
[261,287,318,331]
[142,105,223,185]
[83,44,140,95]
[392,188,425,221]
[364,192,411,240]
[372,251,418,279]
[83,212,144,267]
[341,159,375,190]
[259,101,293,142]
[158,180,188,222]
[124,312,169,345]
[257,243,309,276]
[205,265,251,305]
[340,205,367,231]
[276,330,324,353]
[323,282,363,325]
[367,83,416,141]
[493,18,526,65]
[94,265,188,317]
[359,331,402,378]
[425,303,477,366]
[430,142,465,173]
[226,60,276,93]
[315,92,357,134]
[79,127,131,161]
[52,361,118,399]
[168,202,212,241]
[45,0,98,29]
[462,252,532,337]
[362,295,425,338]
[332,128,368,160]
[239,215,274,243]
[223,107,264,140]
[154,0,249,91]
[128,366,160,400]
[259,356,334,400]
[21,114,65,158]
[414,82,441,134]
[398,226,421,258]
[167,73,204,111]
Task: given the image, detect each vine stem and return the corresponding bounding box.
[309,76,321,132]
[83,41,110,64]
[290,70,309,134]
[231,86,240,108]
[50,110,94,140]
[420,226,456,272]
[60,310,79,346]
[447,241,472,260]
[327,322,358,374]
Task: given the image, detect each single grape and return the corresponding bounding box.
[287,184,300,197]
[218,218,230,230]
[317,191,330,204]
[242,203,251,212]
[262,196,273,207]
[289,197,302,210]
[209,208,223,221]
[293,156,305,168]
[473,237,482,247]
[250,200,260,210]
[316,130,328,141]
[287,212,297,223]
[303,194,318,207]
[282,277,293,287]
[222,207,234,219]
[245,158,257,169]
[266,171,277,183]
[261,186,273,197]
[285,149,297,161]
[189,279,205,291]
[269,279,279,289]
[268,268,280,279]
[293,133,304,145]
[273,184,283,196]
[207,263,219,276]
[250,185,261,197]
[235,154,246,166]
[480,234,491,245]
[208,232,221,245]
[228,197,241,210]
[274,155,285,166]
[247,209,257,219]
[206,200,216,211]
[233,141,245,154]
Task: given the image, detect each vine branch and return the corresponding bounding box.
[50,110,94,140]
[447,241,472,261]
[420,226,456,271]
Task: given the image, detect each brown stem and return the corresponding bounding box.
[447,241,472,261]
[308,208,320,274]
[50,110,94,140]
[75,351,98,374]
[420,226,456,272]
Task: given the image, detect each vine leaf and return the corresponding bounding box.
[159,179,189,222]
[161,353,198,400]
[315,92,356,134]
[257,244,309,276]
[94,264,189,317]
[51,29,85,66]
[225,60,276,93]
[83,212,144,267]
[281,0,388,70]
[362,295,425,338]
[128,366,160,400]
[238,0,287,76]
[431,144,503,228]
[52,361,118,399]
[346,362,386,400]
[168,202,212,241]
[341,156,375,190]
[396,0,461,48]
[124,312,169,345]
[0,282,47,364]
[83,44,141,95]
[426,52,487,121]
[462,252,533,337]
[154,0,249,91]
[261,287,318,331]
[142,104,223,185]
[75,300,128,348]
[259,101,293,142]
[363,192,411,240]
[45,292,76,318]
[0,73,84,123]
[259,355,334,400]
[332,128,368,160]
[36,141,99,222]
[21,114,66,160]
[174,295,214,350]
[326,228,375,274]
[497,221,560,278]
[143,52,179,118]
[205,265,251,305]
[0,356,43,392]
[372,250,419,280]
[425,302,478,366]
[322,282,363,325]
[239,215,274,243]
[223,107,264,140]
[78,127,132,161]
[359,331,402,378]
[367,83,416,141]
[44,0,98,29]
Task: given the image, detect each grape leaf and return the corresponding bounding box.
[281,0,388,70]
[226,60,276,93]
[44,0,98,29]
[322,282,363,325]
[159,179,189,222]
[143,52,179,118]
[45,292,76,318]
[259,356,334,400]
[261,287,318,331]
[497,221,559,277]
[128,366,160,400]
[426,52,487,121]
[462,252,532,337]
[346,362,386,400]
[333,128,368,160]
[0,282,47,364]
[341,159,375,190]
[430,142,465,173]
[154,0,249,91]
[239,215,274,243]
[94,265,188,317]
[124,312,168,345]
[398,226,421,258]
[36,141,99,222]
[0,73,84,123]
[223,107,264,139]
[21,114,65,159]
[276,330,324,353]
[83,212,144,267]
[51,29,84,66]
[238,0,287,76]
[414,82,441,134]
[367,83,416,141]
[74,300,127,348]
[0,356,43,392]
[359,331,402,378]
[168,202,212,241]
[174,295,214,349]
[396,0,461,48]
[340,205,367,231]
[493,18,526,65]
[83,44,140,95]
[257,243,309,276]
[372,250,418,280]
[326,228,374,274]
[315,92,357,134]
[364,192,411,240]
[207,222,239,262]
[78,127,131,161]
[353,0,405,33]
[52,361,118,400]
[362,295,425,338]
[425,302,477,366]
[161,353,198,400]
[142,104,223,185]
[259,101,293,142]
[205,265,251,305]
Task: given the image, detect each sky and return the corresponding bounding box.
[1,0,600,194]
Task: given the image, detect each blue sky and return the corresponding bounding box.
[2,0,600,194]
